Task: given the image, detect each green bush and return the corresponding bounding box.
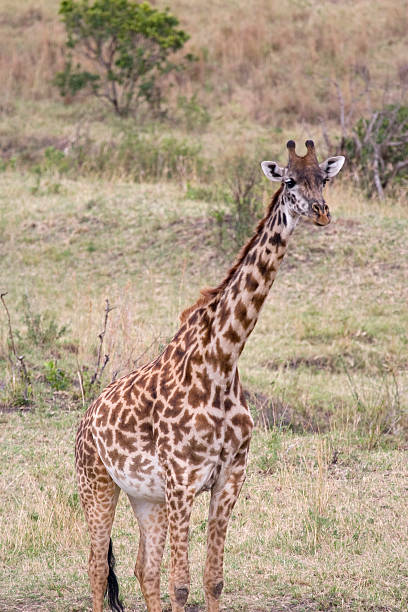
[55,0,190,116]
[344,104,408,198]
[116,131,207,180]
[21,131,211,183]
[53,58,99,98]
[216,152,265,247]
[44,360,70,391]
[176,94,210,131]
[21,295,68,348]
[43,147,70,174]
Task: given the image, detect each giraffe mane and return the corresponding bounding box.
[179,186,283,324]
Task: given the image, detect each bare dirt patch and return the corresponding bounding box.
[263,352,367,374]
[243,388,329,433]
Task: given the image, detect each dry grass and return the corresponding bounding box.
[0,0,407,126]
[173,0,408,124]
[1,411,407,611]
[0,3,65,108]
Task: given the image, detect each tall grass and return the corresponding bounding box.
[174,0,408,124]
[0,0,407,126]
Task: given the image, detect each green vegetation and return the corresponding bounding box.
[0,0,407,610]
[55,0,190,115]
[27,131,210,182]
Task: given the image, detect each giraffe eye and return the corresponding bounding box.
[323,178,329,186]
[285,178,296,188]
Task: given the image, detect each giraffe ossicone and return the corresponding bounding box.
[75,139,345,612]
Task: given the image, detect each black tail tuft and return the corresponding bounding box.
[106,538,124,612]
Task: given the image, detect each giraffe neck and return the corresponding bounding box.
[205,187,298,382]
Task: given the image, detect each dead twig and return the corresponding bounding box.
[0,292,31,400]
[1,292,18,365]
[97,354,110,383]
[372,145,385,200]
[77,366,86,408]
[134,335,162,368]
[89,299,115,388]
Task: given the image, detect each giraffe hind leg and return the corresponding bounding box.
[75,422,122,612]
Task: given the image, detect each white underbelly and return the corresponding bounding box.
[95,441,166,502]
[105,461,217,500]
[95,432,221,502]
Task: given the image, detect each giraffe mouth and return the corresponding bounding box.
[309,202,331,226]
[313,213,331,226]
[302,214,331,226]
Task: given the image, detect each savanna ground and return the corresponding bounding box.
[0,1,407,611]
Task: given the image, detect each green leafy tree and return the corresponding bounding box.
[55,0,190,116]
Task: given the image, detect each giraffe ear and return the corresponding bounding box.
[261,161,284,182]
[320,156,345,178]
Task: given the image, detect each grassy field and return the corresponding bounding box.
[1,410,407,611]
[1,170,407,429]
[1,0,408,610]
[1,169,407,610]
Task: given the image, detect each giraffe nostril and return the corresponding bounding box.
[312,203,320,214]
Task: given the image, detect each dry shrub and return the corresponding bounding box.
[74,289,163,389]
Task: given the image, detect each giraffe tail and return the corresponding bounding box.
[106,538,124,612]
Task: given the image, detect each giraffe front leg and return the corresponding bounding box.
[166,486,195,611]
[204,445,249,612]
[128,497,168,612]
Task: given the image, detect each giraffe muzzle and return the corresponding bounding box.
[311,203,331,226]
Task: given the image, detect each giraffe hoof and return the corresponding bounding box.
[174,586,189,605]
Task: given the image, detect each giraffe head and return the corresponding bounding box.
[261,140,345,226]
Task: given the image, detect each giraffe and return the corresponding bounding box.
[75,139,345,612]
